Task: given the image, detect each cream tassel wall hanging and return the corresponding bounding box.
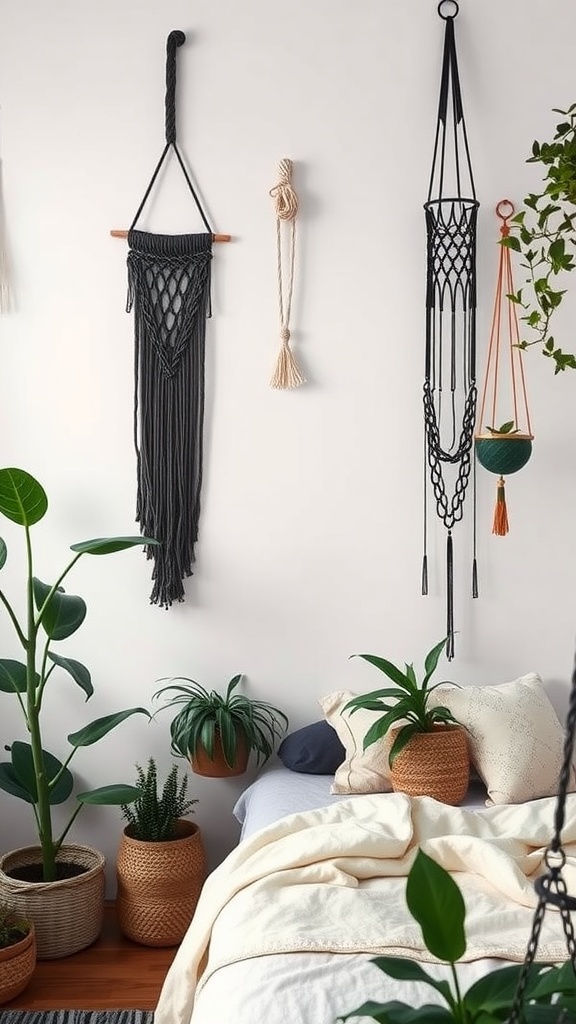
[269,158,305,389]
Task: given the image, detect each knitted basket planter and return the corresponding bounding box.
[0,844,105,960]
[0,924,36,1005]
[389,725,470,805]
[116,819,206,947]
[475,433,533,475]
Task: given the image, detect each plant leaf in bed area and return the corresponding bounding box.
[344,637,459,767]
[337,850,576,1024]
[0,467,156,882]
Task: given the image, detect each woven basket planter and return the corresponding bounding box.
[116,819,206,947]
[0,925,36,1005]
[475,433,533,475]
[0,844,105,960]
[390,725,469,805]
[191,732,249,778]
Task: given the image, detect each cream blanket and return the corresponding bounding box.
[155,792,576,1024]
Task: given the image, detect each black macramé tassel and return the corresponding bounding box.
[446,530,454,660]
[127,230,213,607]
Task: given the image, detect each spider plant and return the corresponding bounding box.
[153,674,288,770]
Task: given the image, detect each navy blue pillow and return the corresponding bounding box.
[278,720,346,775]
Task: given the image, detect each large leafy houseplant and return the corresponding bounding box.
[0,467,157,882]
[344,637,459,767]
[339,849,576,1023]
[502,103,576,374]
[153,673,288,775]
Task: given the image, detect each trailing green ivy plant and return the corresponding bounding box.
[0,467,158,882]
[502,104,576,374]
[338,848,576,1023]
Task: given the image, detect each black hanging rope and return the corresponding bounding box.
[126,30,214,607]
[422,0,478,659]
[505,653,576,1023]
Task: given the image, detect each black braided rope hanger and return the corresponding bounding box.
[422,0,479,660]
[124,30,217,608]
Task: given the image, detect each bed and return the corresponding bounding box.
[154,675,576,1024]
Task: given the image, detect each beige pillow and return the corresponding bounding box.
[318,690,393,794]
[429,672,575,805]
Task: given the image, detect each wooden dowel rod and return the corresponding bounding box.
[110,229,231,242]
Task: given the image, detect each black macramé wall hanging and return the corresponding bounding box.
[422,1,479,660]
[112,31,230,609]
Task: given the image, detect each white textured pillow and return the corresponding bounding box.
[318,690,393,794]
[429,672,575,805]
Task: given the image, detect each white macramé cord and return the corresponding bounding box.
[269,158,304,389]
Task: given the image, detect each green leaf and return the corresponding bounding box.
[47,652,93,700]
[352,654,414,692]
[370,957,453,1004]
[530,961,576,999]
[0,537,6,570]
[77,784,143,805]
[338,1002,454,1023]
[70,536,160,555]
[500,235,522,251]
[0,659,28,693]
[0,762,35,803]
[33,578,87,640]
[405,849,466,962]
[68,707,151,747]
[423,638,448,688]
[465,964,534,1015]
[388,723,421,766]
[10,741,74,805]
[0,468,48,527]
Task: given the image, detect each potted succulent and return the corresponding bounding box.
[0,901,36,1005]
[344,637,469,804]
[338,849,576,1022]
[116,757,206,947]
[502,103,576,374]
[153,674,289,778]
[0,467,156,958]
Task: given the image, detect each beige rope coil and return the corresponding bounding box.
[269,158,305,389]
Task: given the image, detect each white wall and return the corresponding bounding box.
[0,0,575,892]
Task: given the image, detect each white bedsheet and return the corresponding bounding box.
[233,759,489,838]
[156,790,576,1024]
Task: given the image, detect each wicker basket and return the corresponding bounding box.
[0,925,36,1005]
[116,819,206,947]
[0,844,105,960]
[389,725,470,805]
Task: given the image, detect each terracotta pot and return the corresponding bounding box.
[0,924,36,1004]
[0,844,105,960]
[191,731,249,778]
[116,819,206,947]
[389,725,469,805]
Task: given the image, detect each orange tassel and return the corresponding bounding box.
[492,476,509,536]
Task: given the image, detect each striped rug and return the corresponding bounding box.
[1,1013,154,1024]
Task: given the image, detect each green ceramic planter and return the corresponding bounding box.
[475,434,533,475]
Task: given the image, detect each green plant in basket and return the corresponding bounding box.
[153,673,288,771]
[121,758,198,842]
[0,901,32,949]
[0,467,158,881]
[344,637,459,767]
[338,849,576,1023]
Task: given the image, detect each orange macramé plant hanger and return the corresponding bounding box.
[475,200,534,535]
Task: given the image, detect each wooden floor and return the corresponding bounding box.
[4,904,177,1010]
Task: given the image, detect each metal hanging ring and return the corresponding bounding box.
[496,199,515,223]
[438,0,459,19]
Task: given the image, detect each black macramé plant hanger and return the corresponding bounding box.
[505,655,576,1023]
[422,0,479,661]
[113,31,230,609]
